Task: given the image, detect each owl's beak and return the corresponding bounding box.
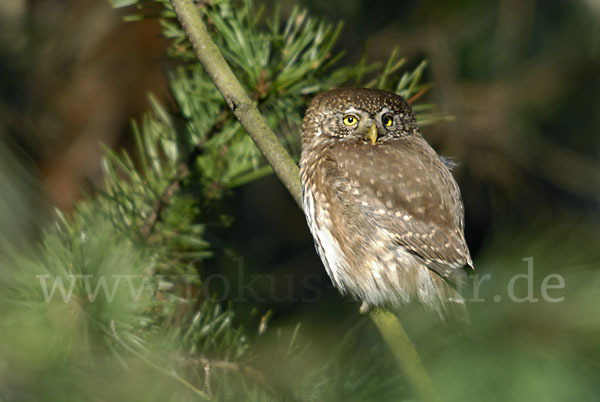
[368,124,379,145]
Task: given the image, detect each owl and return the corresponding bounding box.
[299,87,473,319]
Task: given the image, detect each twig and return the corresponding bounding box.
[204,362,213,398]
[169,1,439,400]
[140,158,191,237]
[140,110,228,237]
[177,356,274,394]
[110,320,212,400]
[169,0,302,208]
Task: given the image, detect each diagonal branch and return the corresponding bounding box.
[169,1,439,401]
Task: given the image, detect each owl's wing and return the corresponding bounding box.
[333,137,472,284]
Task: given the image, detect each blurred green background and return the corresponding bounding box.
[1,0,599,401]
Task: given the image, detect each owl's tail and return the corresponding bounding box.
[429,272,471,326]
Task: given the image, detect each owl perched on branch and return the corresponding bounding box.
[299,87,473,320]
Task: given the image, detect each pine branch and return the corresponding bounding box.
[169,0,302,208]
[110,320,212,400]
[140,110,228,237]
[169,1,439,400]
[140,146,198,237]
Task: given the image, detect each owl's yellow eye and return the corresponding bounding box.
[342,115,358,126]
[382,114,393,127]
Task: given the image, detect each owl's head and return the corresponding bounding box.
[301,87,420,146]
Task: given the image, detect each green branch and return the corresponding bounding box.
[169,1,439,400]
[371,311,441,402]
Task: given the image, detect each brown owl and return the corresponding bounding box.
[300,87,473,319]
